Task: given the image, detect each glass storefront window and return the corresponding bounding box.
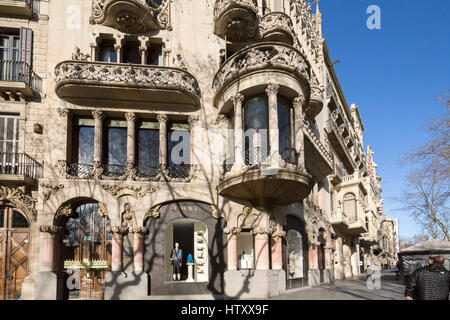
[237,231,254,270]
[286,230,303,279]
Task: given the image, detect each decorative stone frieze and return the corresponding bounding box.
[54,205,73,220]
[223,226,242,235]
[130,226,149,239]
[101,184,156,199]
[39,225,63,238]
[56,108,70,117]
[107,226,129,239]
[0,186,37,217]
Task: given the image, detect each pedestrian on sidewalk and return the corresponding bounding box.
[405,255,450,300]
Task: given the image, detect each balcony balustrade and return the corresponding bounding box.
[325,118,356,174]
[330,210,348,229]
[0,152,42,185]
[0,60,42,99]
[213,0,258,42]
[54,60,201,110]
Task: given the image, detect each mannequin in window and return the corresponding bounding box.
[171,242,183,281]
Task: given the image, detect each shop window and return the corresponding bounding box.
[165,218,208,282]
[237,231,254,270]
[286,230,304,279]
[98,39,117,63]
[62,202,112,300]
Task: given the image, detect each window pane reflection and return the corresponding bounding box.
[287,230,304,279]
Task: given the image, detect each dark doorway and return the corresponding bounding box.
[318,230,326,284]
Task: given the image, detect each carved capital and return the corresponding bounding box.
[293,94,305,109]
[215,113,229,125]
[223,226,241,236]
[39,225,63,239]
[130,226,149,239]
[92,110,105,120]
[157,114,168,123]
[265,84,279,97]
[271,230,286,241]
[125,112,137,122]
[108,226,129,239]
[231,93,244,106]
[57,108,70,118]
[252,227,272,236]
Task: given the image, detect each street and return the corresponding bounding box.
[268,270,405,300]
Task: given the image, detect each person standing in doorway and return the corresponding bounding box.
[171,242,183,281]
[405,255,450,300]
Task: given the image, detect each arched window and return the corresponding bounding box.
[343,193,357,223]
[165,218,208,283]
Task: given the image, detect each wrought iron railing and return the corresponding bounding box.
[67,163,94,179]
[0,152,42,180]
[102,164,126,178]
[167,164,191,179]
[0,60,42,93]
[280,148,298,165]
[137,165,159,178]
[244,147,265,166]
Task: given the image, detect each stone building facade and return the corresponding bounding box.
[0,0,398,300]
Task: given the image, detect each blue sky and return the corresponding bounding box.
[318,0,449,239]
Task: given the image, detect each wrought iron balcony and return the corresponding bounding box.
[213,0,258,42]
[0,152,42,184]
[67,163,94,179]
[259,12,294,45]
[91,0,170,34]
[0,0,37,17]
[324,119,356,174]
[0,60,42,99]
[280,148,298,166]
[54,60,201,110]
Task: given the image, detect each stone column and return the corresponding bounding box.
[188,115,199,167]
[224,227,241,271]
[109,226,128,272]
[266,84,280,166]
[92,110,104,165]
[131,227,148,272]
[113,34,124,63]
[39,226,62,272]
[253,228,271,270]
[125,112,136,166]
[271,231,286,270]
[90,42,97,62]
[293,95,306,169]
[231,93,244,171]
[157,114,168,168]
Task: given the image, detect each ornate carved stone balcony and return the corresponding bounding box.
[0,0,35,17]
[218,147,312,207]
[330,211,348,230]
[360,232,377,245]
[213,0,258,42]
[325,119,356,174]
[347,214,368,235]
[91,0,170,34]
[54,60,201,110]
[213,42,311,112]
[259,12,294,45]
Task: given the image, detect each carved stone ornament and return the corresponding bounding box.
[223,226,242,235]
[40,183,65,203]
[39,225,63,238]
[211,205,226,220]
[252,227,272,235]
[0,186,37,216]
[121,203,136,228]
[72,47,90,61]
[144,204,161,220]
[107,226,129,239]
[54,204,73,220]
[102,184,156,199]
[57,108,70,117]
[98,202,109,219]
[237,206,260,229]
[172,53,188,70]
[271,230,287,240]
[130,226,149,239]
